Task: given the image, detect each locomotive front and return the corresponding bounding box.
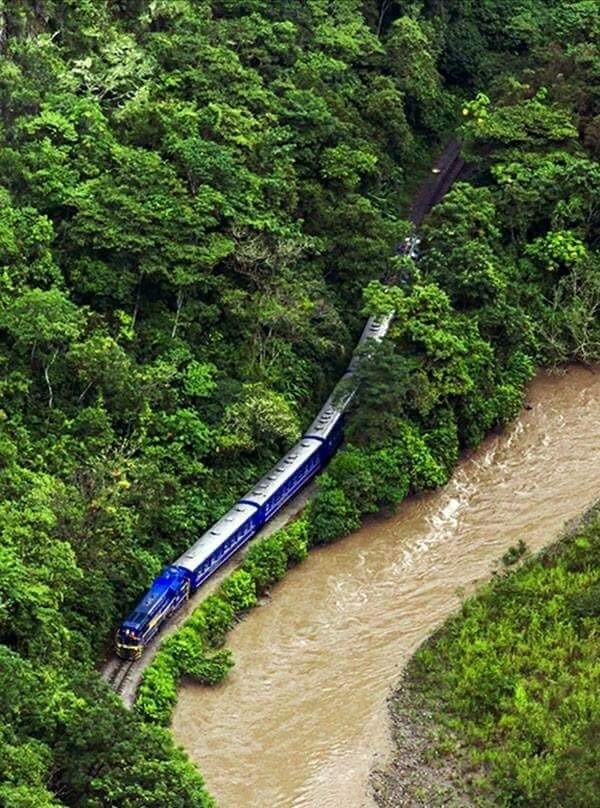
[116,622,143,659]
[115,566,191,659]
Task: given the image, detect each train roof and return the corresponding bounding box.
[122,566,183,628]
[354,312,394,351]
[174,315,393,577]
[305,314,393,440]
[175,438,322,574]
[304,378,350,440]
[239,436,321,507]
[175,501,258,573]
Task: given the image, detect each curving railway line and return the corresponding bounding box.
[104,657,136,696]
[103,141,465,704]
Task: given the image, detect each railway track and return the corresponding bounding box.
[105,657,137,696]
[409,139,465,228]
[103,142,466,704]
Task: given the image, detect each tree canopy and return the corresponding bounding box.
[0,0,598,804]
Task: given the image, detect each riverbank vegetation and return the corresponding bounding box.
[0,0,598,805]
[136,517,310,723]
[375,504,600,807]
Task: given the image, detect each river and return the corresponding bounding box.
[172,366,600,808]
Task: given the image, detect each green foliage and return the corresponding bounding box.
[219,569,258,611]
[570,581,600,618]
[407,506,600,807]
[0,647,215,807]
[192,595,235,647]
[242,535,288,592]
[309,476,361,545]
[137,515,310,723]
[276,518,310,565]
[0,0,598,803]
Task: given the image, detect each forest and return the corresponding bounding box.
[0,0,598,806]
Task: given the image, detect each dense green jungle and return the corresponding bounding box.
[0,1,598,806]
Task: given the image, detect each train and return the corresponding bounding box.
[115,310,395,659]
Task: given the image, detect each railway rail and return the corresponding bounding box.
[105,657,136,697]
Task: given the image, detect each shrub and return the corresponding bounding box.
[277,518,310,565]
[136,657,179,725]
[367,446,410,507]
[423,407,460,477]
[326,446,378,512]
[195,595,234,647]
[401,421,448,490]
[219,569,258,611]
[242,535,288,593]
[184,648,234,685]
[570,581,600,618]
[308,477,361,545]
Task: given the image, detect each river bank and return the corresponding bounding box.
[373,502,600,807]
[172,365,600,808]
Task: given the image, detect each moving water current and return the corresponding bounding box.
[173,366,600,808]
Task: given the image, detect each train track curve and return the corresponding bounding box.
[102,141,465,706]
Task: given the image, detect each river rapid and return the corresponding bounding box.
[172,366,600,808]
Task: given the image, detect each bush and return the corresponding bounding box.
[570,581,600,618]
[367,446,411,507]
[219,569,258,611]
[193,595,234,647]
[136,657,179,725]
[325,446,378,512]
[242,535,288,593]
[184,648,234,685]
[308,477,361,544]
[401,421,448,491]
[277,518,310,565]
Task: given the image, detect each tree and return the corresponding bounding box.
[1,288,84,407]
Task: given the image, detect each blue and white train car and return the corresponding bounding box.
[115,314,393,659]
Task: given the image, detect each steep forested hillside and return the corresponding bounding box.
[0,1,598,806]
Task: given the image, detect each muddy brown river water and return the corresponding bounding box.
[172,366,600,808]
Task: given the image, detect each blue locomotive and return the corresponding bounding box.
[116,314,392,659]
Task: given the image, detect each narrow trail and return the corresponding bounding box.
[102,141,464,704]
